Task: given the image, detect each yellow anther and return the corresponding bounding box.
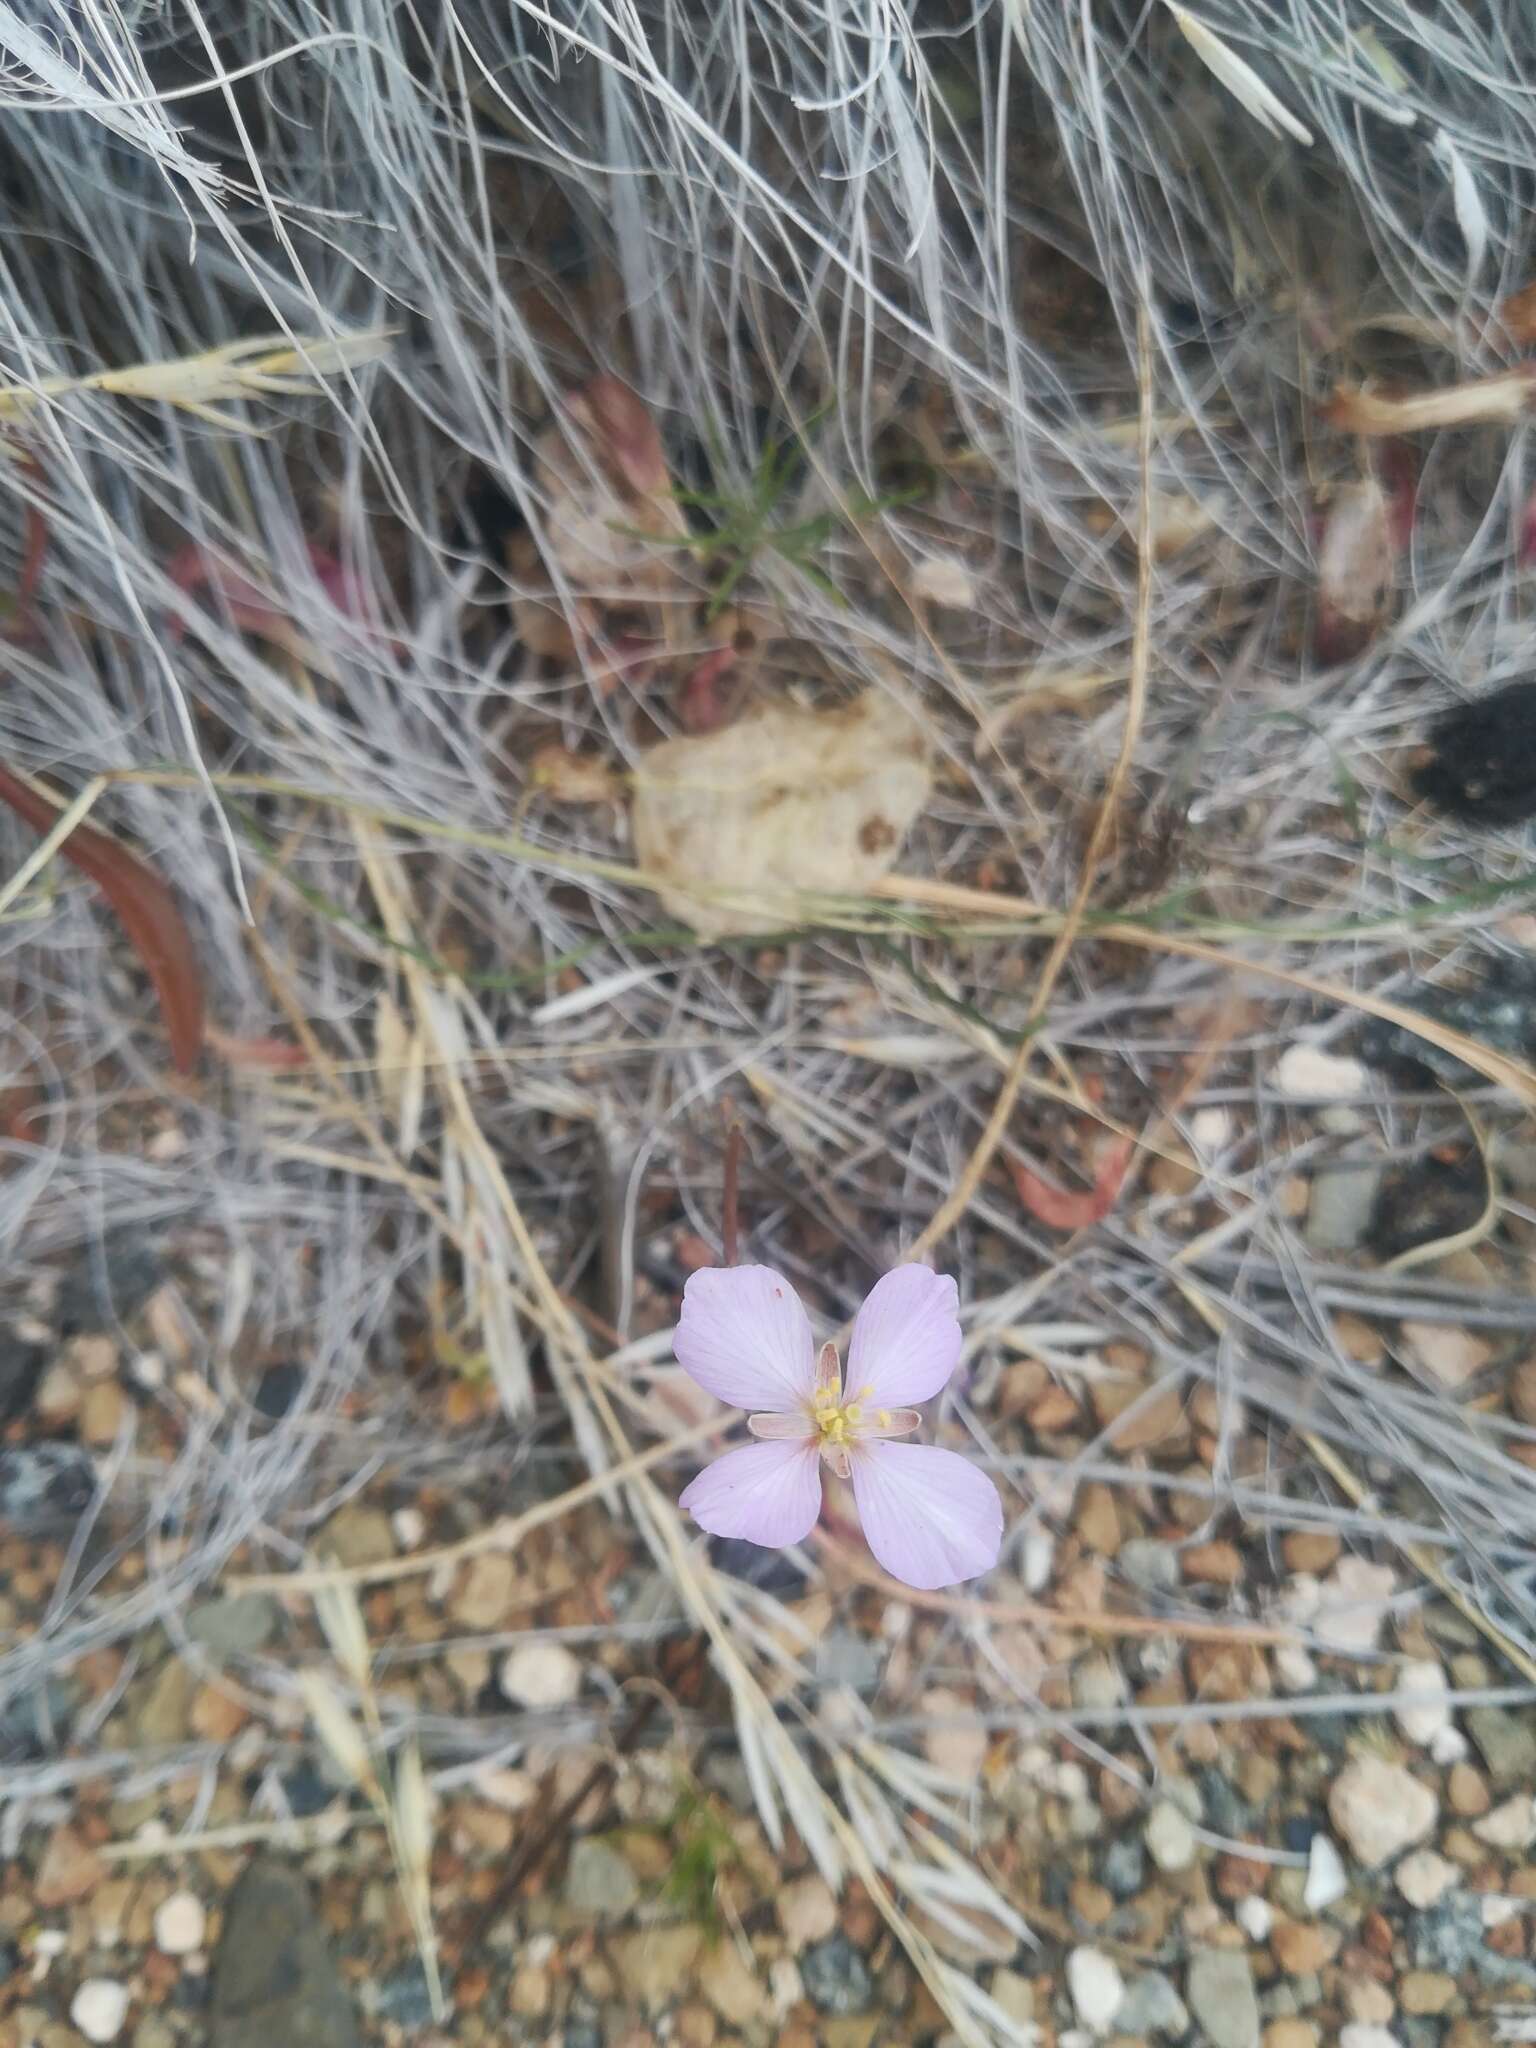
[877,1409,891,1428]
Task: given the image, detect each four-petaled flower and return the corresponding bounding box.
[674,1264,1003,1591]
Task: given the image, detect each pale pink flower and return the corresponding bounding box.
[674,1264,1003,1591]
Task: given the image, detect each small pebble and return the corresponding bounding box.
[1066,1947,1124,2036]
[498,1643,581,1709]
[1473,1793,1536,1850]
[1274,1044,1367,1100]
[1304,1833,1348,1911]
[1186,1950,1261,2048]
[1237,1897,1274,1941]
[1329,1756,1437,1868]
[71,1980,130,2044]
[1313,1557,1398,1655]
[777,1876,837,1951]
[1393,1659,1451,1746]
[1144,1799,1197,1874]
[153,1892,206,1956]
[1396,1850,1459,1909]
[1339,2030,1403,2048]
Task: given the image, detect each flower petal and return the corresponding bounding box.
[679,1438,822,1548]
[849,1441,1002,1590]
[674,1265,818,1413]
[845,1266,962,1410]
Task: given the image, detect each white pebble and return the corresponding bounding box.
[1274,1043,1368,1100]
[1483,1895,1519,1929]
[498,1642,582,1709]
[1340,2029,1403,2048]
[1236,1895,1273,1941]
[153,1892,206,1956]
[1274,1642,1319,1693]
[1022,1526,1056,1594]
[911,555,975,608]
[1066,1947,1125,2036]
[1393,1658,1451,1746]
[1304,1832,1348,1911]
[1313,1556,1399,1655]
[1473,1794,1536,1851]
[1144,1799,1197,1874]
[1329,1755,1438,1868]
[71,1980,130,2044]
[1395,1848,1458,1909]
[34,1929,67,1959]
[391,1506,426,1550]
[1430,1725,1468,1766]
[1190,1106,1232,1151]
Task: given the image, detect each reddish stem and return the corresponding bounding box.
[0,765,205,1074]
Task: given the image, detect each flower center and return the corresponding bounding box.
[812,1381,892,1445]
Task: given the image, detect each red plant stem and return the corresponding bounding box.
[0,765,205,1073]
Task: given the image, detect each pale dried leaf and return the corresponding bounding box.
[1166,6,1313,146]
[295,1670,377,1797]
[631,691,932,939]
[312,1572,373,1692]
[1326,372,1536,435]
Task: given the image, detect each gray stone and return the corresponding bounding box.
[211,1860,360,2048]
[368,1966,433,2030]
[134,1659,195,1746]
[58,1230,164,1333]
[1116,1971,1189,2037]
[187,1596,280,1659]
[1466,1706,1536,1789]
[1100,1837,1145,1900]
[816,1628,882,1689]
[0,1329,47,1424]
[0,1444,95,1531]
[801,1935,874,2016]
[1195,1765,1252,1837]
[1186,1949,1259,2048]
[1411,1892,1484,1975]
[1305,1155,1384,1252]
[1117,1540,1179,1594]
[563,1838,639,1918]
[319,1506,394,1571]
[563,2023,603,2048]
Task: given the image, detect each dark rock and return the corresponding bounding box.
[0,1330,48,1423]
[1281,1815,1320,1855]
[1195,1766,1253,1838]
[211,1860,360,2048]
[280,1760,340,1818]
[1411,1891,1484,1974]
[57,1229,163,1334]
[1367,1151,1488,1258]
[1100,1836,1146,1900]
[0,1677,79,1761]
[371,1963,435,2029]
[563,2022,603,2048]
[1042,1862,1072,1910]
[1413,680,1536,827]
[0,1940,17,1983]
[252,1363,307,1420]
[1359,956,1536,1088]
[710,1534,807,1597]
[800,1934,874,2016]
[0,1444,96,1530]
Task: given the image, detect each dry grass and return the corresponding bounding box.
[3,2,1536,2039]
